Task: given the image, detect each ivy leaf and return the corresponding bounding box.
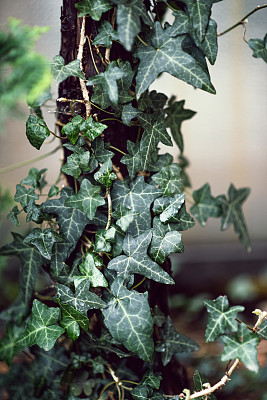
[61,115,84,144]
[190,183,222,226]
[192,18,218,65]
[113,204,138,232]
[149,217,184,264]
[151,163,183,196]
[87,61,127,105]
[141,372,162,389]
[80,116,108,140]
[168,204,195,230]
[0,323,26,365]
[75,0,112,20]
[26,114,50,150]
[17,300,65,351]
[48,185,60,198]
[248,34,267,63]
[221,324,260,372]
[193,370,216,400]
[14,184,39,209]
[111,176,162,236]
[120,141,142,178]
[94,226,116,253]
[59,301,89,341]
[73,253,108,289]
[110,0,152,51]
[7,205,21,226]
[217,184,251,251]
[165,99,196,153]
[102,278,154,362]
[65,179,105,220]
[94,158,117,188]
[137,113,172,170]
[257,320,267,340]
[24,199,49,224]
[0,233,45,304]
[108,231,174,285]
[156,316,199,366]
[51,55,84,84]
[92,20,118,48]
[121,103,140,126]
[20,167,47,189]
[135,22,215,99]
[203,296,244,343]
[153,193,185,223]
[169,11,191,37]
[183,0,213,42]
[23,227,63,260]
[91,136,114,163]
[61,151,90,179]
[56,280,107,316]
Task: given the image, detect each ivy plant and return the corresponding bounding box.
[0,2,267,400]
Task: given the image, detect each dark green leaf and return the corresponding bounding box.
[149,217,184,264]
[94,226,116,253]
[142,371,162,389]
[121,103,140,126]
[193,18,218,65]
[111,176,162,236]
[80,116,108,140]
[61,115,84,144]
[25,199,49,224]
[91,136,114,163]
[135,22,215,99]
[257,320,267,340]
[217,184,251,251]
[183,0,213,42]
[65,179,105,220]
[92,20,118,47]
[153,193,185,223]
[113,204,138,232]
[59,301,89,340]
[75,0,113,20]
[169,11,191,37]
[26,114,50,150]
[120,141,142,178]
[156,316,199,366]
[165,99,196,152]
[151,163,183,196]
[20,167,47,189]
[248,34,267,63]
[108,230,174,284]
[94,158,117,187]
[61,151,90,179]
[7,205,21,226]
[0,323,26,364]
[73,253,108,288]
[102,278,154,362]
[193,370,216,400]
[166,203,195,231]
[14,183,38,209]
[51,55,84,84]
[56,280,107,315]
[221,324,260,372]
[190,183,222,226]
[203,296,244,343]
[48,184,60,198]
[23,227,63,260]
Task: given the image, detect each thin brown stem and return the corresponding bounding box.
[77,16,91,119]
[105,188,112,230]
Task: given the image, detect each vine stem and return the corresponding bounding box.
[217,4,267,37]
[109,145,126,156]
[0,146,61,174]
[105,187,112,230]
[77,16,91,119]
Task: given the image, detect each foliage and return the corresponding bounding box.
[0,2,267,400]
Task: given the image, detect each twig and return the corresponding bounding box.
[87,35,100,74]
[105,187,112,230]
[105,8,117,63]
[113,164,124,181]
[217,4,267,37]
[77,16,91,119]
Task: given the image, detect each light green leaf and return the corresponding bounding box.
[92,20,118,47]
[26,114,50,150]
[65,179,105,220]
[102,278,154,362]
[149,217,184,264]
[61,115,84,144]
[257,320,267,340]
[165,99,196,153]
[108,231,174,284]
[137,113,172,170]
[87,61,127,105]
[248,34,267,63]
[75,0,113,20]
[221,324,260,372]
[217,184,251,251]
[135,22,215,99]
[73,253,108,289]
[18,300,65,351]
[59,302,89,341]
[94,158,117,188]
[80,116,108,140]
[190,183,222,226]
[151,163,183,196]
[56,280,107,315]
[204,296,244,343]
[111,176,162,236]
[153,193,185,223]
[51,55,84,84]
[23,227,63,260]
[156,316,199,366]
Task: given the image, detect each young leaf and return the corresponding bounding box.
[221,324,260,372]
[94,226,116,253]
[51,55,84,84]
[111,176,162,236]
[102,278,154,362]
[17,300,65,352]
[59,302,89,341]
[108,230,174,285]
[193,370,216,400]
[75,0,113,20]
[217,184,251,251]
[23,227,63,260]
[26,114,50,150]
[65,179,105,220]
[94,158,117,188]
[141,371,162,389]
[48,184,59,198]
[190,183,222,226]
[92,20,118,48]
[248,34,267,64]
[61,115,84,144]
[56,280,107,316]
[135,22,215,99]
[156,316,199,366]
[203,295,245,343]
[165,99,196,153]
[80,116,108,140]
[153,193,185,223]
[73,253,108,289]
[20,167,47,189]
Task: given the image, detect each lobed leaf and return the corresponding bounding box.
[51,55,84,84]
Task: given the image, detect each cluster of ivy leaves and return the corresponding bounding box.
[0,1,267,399]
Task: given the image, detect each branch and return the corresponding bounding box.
[217,4,267,37]
[77,16,91,119]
